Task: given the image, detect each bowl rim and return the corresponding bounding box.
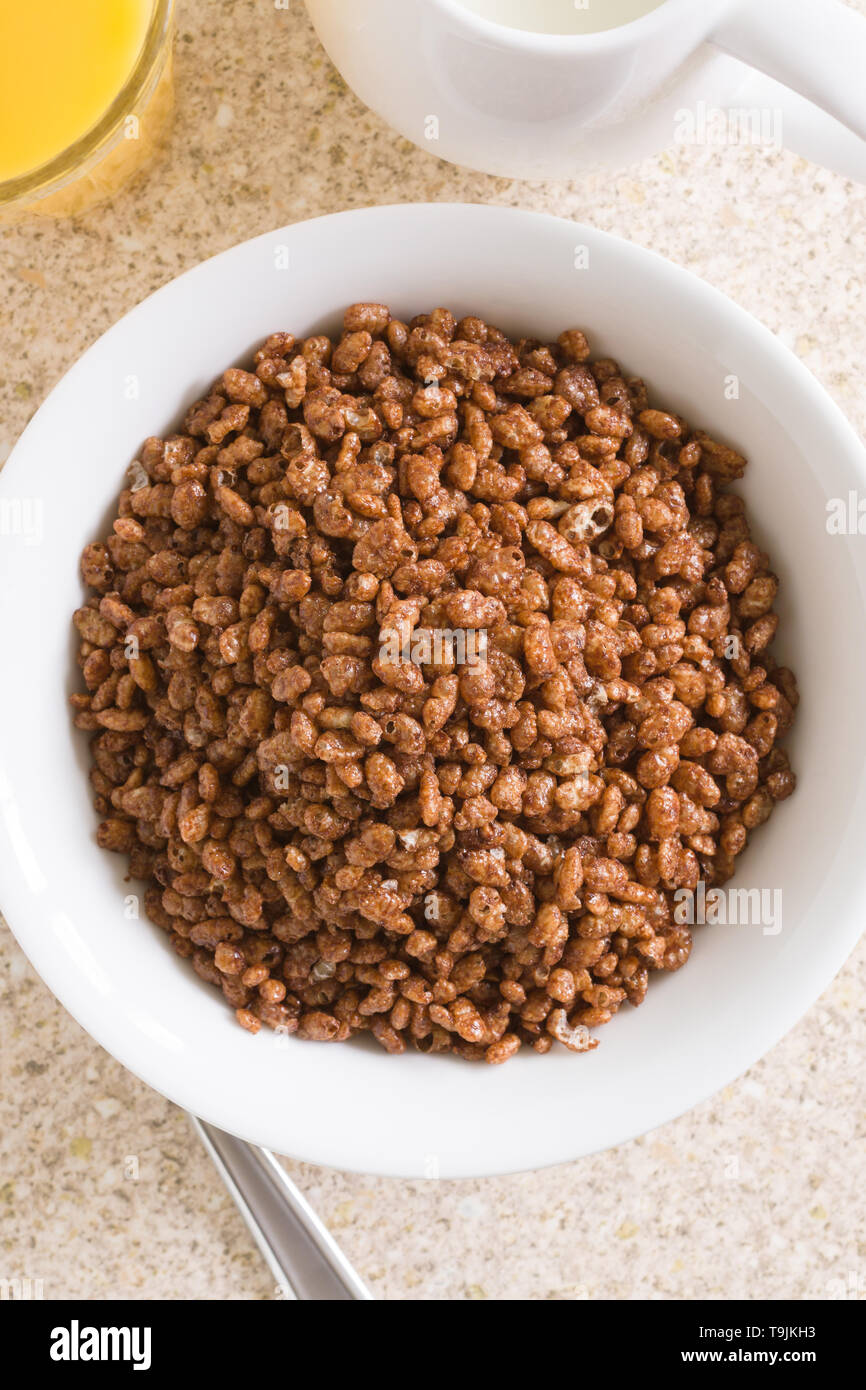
[1,201,864,1177]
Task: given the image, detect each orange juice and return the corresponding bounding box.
[0,2,153,182]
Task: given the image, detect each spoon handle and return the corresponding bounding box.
[191,1116,373,1300]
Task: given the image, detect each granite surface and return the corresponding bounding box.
[1,0,865,1302]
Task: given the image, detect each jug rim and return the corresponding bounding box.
[430,0,688,50]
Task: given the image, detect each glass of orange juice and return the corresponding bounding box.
[0,0,175,220]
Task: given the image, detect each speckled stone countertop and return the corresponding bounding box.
[1,0,865,1302]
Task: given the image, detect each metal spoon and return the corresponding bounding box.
[191,1116,373,1300]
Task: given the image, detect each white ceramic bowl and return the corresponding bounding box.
[1,204,864,1177]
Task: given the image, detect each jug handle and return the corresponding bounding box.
[710,0,866,145]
